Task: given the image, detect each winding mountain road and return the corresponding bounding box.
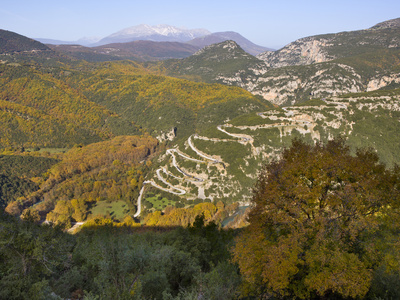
[189,135,221,163]
[134,102,335,216]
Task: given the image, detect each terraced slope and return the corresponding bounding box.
[188,47,400,106]
[135,89,400,215]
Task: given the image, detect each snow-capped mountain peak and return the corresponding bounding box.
[97,24,210,45]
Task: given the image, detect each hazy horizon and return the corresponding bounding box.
[1,0,399,49]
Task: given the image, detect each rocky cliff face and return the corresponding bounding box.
[214,47,400,106]
[256,37,333,68]
[216,62,366,106]
[367,73,400,91]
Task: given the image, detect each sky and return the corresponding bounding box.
[1,0,399,49]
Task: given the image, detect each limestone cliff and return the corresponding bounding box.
[257,37,333,68]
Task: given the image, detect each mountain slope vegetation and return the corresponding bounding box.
[63,60,271,139]
[0,55,268,147]
[0,63,119,147]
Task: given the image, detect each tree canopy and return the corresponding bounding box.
[232,138,400,299]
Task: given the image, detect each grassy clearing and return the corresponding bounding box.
[90,200,129,220]
[146,194,176,210]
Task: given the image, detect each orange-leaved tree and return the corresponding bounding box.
[232,138,400,299]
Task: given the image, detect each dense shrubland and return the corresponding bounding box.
[0,212,239,300]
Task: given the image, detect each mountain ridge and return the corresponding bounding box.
[34,24,272,56]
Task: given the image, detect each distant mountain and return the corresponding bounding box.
[36,36,101,46]
[187,31,273,55]
[0,29,50,53]
[35,38,77,45]
[96,24,210,46]
[47,44,121,62]
[49,40,200,62]
[34,25,273,58]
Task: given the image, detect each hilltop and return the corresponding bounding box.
[370,17,400,30]
[0,29,50,54]
[162,40,267,83]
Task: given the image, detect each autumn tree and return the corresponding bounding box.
[20,208,40,223]
[232,138,400,299]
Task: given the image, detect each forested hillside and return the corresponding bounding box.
[64,60,269,139]
[0,63,119,147]
[0,58,268,147]
[4,135,158,223]
[0,154,59,207]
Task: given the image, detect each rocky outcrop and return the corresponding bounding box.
[370,17,400,30]
[217,62,365,106]
[156,127,177,142]
[257,37,333,68]
[366,73,400,91]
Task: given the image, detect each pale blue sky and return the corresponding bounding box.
[1,0,399,49]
